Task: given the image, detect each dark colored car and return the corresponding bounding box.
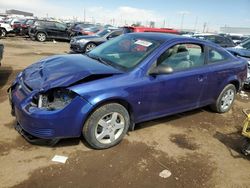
[9,33,247,149]
[29,20,70,42]
[70,29,123,53]
[69,23,96,36]
[20,19,36,36]
[193,34,235,48]
[227,38,250,87]
[0,43,3,66]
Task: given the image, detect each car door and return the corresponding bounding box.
[200,46,235,104]
[45,22,57,38]
[137,42,208,121]
[53,22,68,39]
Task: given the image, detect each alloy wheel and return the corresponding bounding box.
[95,112,125,144]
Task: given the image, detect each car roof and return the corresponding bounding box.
[126,32,190,42]
[126,32,226,49]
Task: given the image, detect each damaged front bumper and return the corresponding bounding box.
[8,78,93,141]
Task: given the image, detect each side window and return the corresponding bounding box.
[55,23,66,30]
[157,43,204,71]
[206,36,216,43]
[208,48,229,63]
[109,31,122,38]
[215,36,224,44]
[46,22,56,28]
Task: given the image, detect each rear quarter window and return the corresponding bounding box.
[208,48,230,63]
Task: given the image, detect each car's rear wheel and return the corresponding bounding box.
[0,28,7,37]
[83,103,130,149]
[210,84,236,113]
[84,43,96,53]
[36,32,46,42]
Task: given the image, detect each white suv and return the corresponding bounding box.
[0,22,13,37]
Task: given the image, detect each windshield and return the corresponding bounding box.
[96,29,111,37]
[240,38,250,49]
[88,34,162,71]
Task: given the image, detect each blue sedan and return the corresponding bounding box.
[9,33,248,149]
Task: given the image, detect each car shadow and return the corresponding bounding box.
[55,138,81,147]
[213,130,250,160]
[134,107,210,131]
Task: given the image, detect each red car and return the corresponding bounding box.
[123,26,180,34]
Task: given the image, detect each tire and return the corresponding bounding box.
[210,84,236,113]
[84,43,96,53]
[0,28,7,37]
[36,32,46,42]
[83,103,130,149]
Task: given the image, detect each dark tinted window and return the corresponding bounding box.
[241,39,250,49]
[96,29,111,37]
[123,27,134,33]
[108,30,122,38]
[45,22,56,27]
[215,36,224,43]
[55,22,66,30]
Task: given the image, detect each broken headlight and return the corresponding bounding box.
[35,89,76,111]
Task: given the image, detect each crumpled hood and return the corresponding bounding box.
[22,54,122,91]
[227,47,250,58]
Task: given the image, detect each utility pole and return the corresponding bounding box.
[180,13,185,30]
[203,22,207,33]
[83,8,86,23]
[194,16,198,32]
[163,19,166,28]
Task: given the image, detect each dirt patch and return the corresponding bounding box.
[0,122,36,156]
[170,134,199,150]
[5,43,32,49]
[13,141,215,188]
[0,136,35,156]
[0,68,21,102]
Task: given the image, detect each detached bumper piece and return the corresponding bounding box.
[15,123,60,146]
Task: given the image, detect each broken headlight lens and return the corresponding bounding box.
[36,89,76,111]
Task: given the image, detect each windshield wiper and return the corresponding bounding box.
[85,53,126,71]
[86,53,112,66]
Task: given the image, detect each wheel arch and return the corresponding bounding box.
[82,97,135,131]
[229,80,240,92]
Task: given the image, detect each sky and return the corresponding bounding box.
[0,0,249,31]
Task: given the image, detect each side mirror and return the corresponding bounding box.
[149,64,173,75]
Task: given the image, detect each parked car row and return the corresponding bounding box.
[70,26,180,53]
[192,33,236,48]
[226,38,250,88]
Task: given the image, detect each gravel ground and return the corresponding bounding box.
[0,37,250,188]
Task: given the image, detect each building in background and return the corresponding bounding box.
[5,9,33,17]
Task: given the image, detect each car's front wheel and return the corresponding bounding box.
[210,84,236,113]
[84,43,96,53]
[83,103,130,149]
[36,32,46,42]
